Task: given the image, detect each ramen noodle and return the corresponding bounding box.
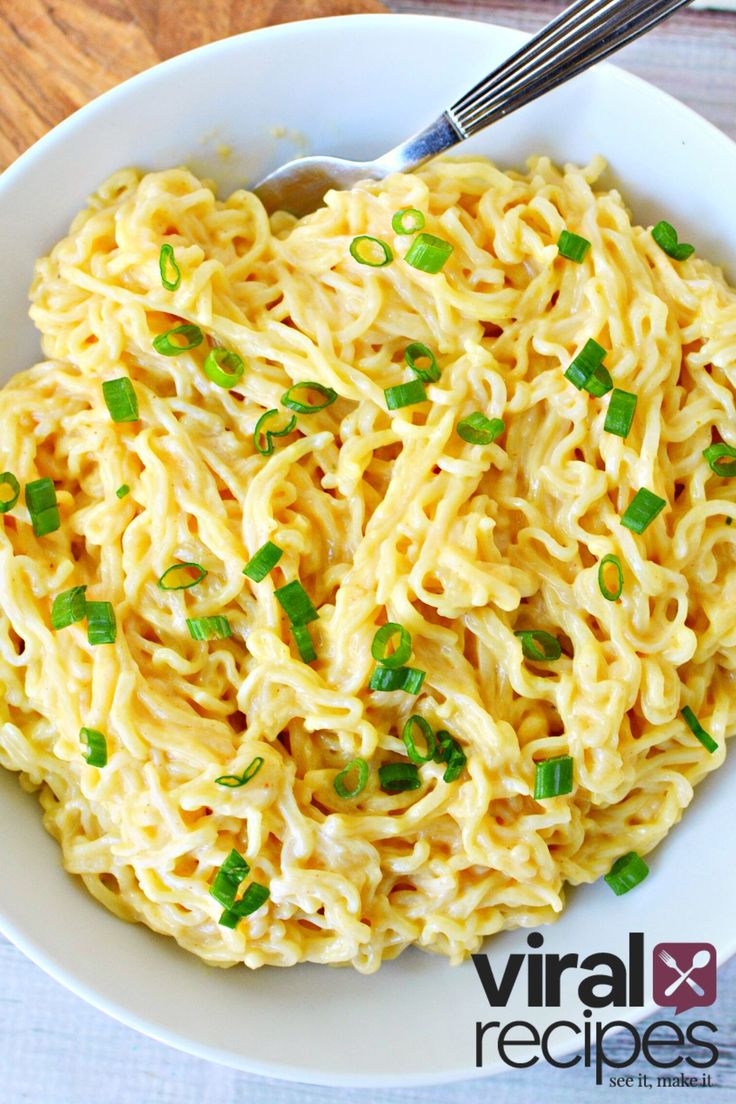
[0,155,733,972]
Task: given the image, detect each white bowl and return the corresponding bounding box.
[0,13,734,1088]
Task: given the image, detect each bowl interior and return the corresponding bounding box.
[0,14,734,1087]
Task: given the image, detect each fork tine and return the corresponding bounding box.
[451,0,693,136]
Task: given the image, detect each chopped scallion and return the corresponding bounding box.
[203,347,244,389]
[80,727,107,767]
[371,622,412,669]
[392,207,425,235]
[620,488,666,534]
[604,389,638,438]
[681,705,718,754]
[384,380,427,411]
[378,761,421,794]
[219,882,270,926]
[281,381,337,413]
[210,849,250,908]
[604,852,649,896]
[404,342,440,383]
[515,629,562,662]
[274,579,318,625]
[652,220,694,261]
[25,478,60,537]
[51,585,87,630]
[402,715,436,764]
[292,623,316,663]
[703,442,736,478]
[152,323,203,356]
[243,541,283,582]
[534,755,574,799]
[457,412,505,445]
[0,472,20,513]
[157,562,207,591]
[115,484,130,499]
[433,730,467,783]
[557,230,591,263]
[102,377,139,422]
[86,601,116,645]
[598,554,624,601]
[186,615,231,641]
[405,232,453,274]
[564,339,609,394]
[333,757,369,799]
[368,666,425,693]
[215,756,264,788]
[349,235,393,267]
[253,409,297,456]
[159,243,181,290]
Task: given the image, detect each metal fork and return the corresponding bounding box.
[254,0,693,217]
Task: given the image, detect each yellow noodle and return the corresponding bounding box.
[0,155,734,972]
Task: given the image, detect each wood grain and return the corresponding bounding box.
[0,0,387,169]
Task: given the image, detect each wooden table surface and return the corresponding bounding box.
[1,2,735,1101]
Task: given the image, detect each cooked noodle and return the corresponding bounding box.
[0,155,733,971]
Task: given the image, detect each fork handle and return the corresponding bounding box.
[375,0,692,176]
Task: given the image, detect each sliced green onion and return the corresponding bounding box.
[604,852,649,896]
[219,883,270,926]
[652,220,694,261]
[349,235,393,267]
[557,230,591,263]
[203,347,244,389]
[404,342,440,383]
[115,484,130,499]
[187,616,231,641]
[152,323,203,356]
[253,409,297,456]
[80,727,107,768]
[292,623,316,663]
[159,243,181,290]
[243,541,283,582]
[384,380,427,411]
[405,232,454,274]
[158,562,207,591]
[274,579,318,625]
[378,761,421,794]
[457,413,505,445]
[215,756,265,788]
[86,601,116,645]
[392,207,425,235]
[620,488,666,534]
[371,622,412,669]
[25,478,60,537]
[598,554,624,601]
[402,715,436,764]
[210,849,250,908]
[434,731,467,783]
[333,757,369,799]
[368,666,425,693]
[515,630,562,662]
[703,442,736,478]
[103,377,138,423]
[584,364,613,398]
[51,585,87,630]
[604,389,638,438]
[0,472,20,513]
[681,705,718,754]
[281,381,337,413]
[727,517,734,526]
[564,338,607,391]
[534,755,574,799]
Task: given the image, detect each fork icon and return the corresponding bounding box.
[658,948,707,997]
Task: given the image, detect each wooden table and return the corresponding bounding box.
[1,2,735,1101]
